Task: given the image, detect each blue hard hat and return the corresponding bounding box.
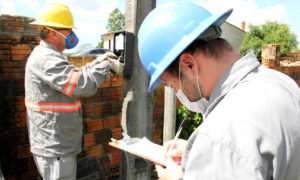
[138,1,233,92]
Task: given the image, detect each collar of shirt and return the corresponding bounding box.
[40,40,59,52]
[203,53,260,119]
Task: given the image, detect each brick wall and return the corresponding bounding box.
[69,57,165,179]
[0,14,165,180]
[70,56,124,179]
[0,14,41,180]
[261,44,300,87]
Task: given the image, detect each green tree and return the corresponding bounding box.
[97,36,104,48]
[176,106,203,139]
[239,21,298,59]
[106,8,125,32]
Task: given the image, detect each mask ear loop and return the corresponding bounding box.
[196,74,203,99]
[45,26,67,39]
[179,61,182,90]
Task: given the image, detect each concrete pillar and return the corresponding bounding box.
[121,0,156,179]
[163,87,176,143]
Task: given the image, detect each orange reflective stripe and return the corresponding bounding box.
[63,69,81,97]
[63,70,74,95]
[25,99,81,112]
[68,70,81,96]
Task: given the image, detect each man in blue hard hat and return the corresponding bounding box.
[138,1,300,180]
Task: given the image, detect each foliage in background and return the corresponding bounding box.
[239,21,298,59]
[176,106,203,140]
[106,8,125,32]
[97,36,104,48]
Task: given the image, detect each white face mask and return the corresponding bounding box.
[176,62,209,113]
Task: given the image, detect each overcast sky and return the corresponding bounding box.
[1,0,299,53]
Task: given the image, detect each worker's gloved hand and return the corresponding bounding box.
[108,58,124,77]
[96,52,118,63]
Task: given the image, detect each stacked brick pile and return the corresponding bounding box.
[0,14,165,180]
[0,14,41,179]
[261,44,300,87]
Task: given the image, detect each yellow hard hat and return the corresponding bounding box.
[30,3,76,29]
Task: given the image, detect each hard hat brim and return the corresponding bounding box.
[30,20,77,29]
[148,8,233,92]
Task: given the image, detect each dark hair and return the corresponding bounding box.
[40,27,50,40]
[165,38,233,77]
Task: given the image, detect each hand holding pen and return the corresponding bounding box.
[165,119,188,165]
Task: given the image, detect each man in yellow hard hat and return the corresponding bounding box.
[25,3,123,179]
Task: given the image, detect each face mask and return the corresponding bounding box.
[176,62,209,113]
[46,27,79,49]
[64,31,79,49]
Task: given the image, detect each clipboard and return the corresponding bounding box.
[109,137,166,167]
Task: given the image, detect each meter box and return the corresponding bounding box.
[113,31,134,77]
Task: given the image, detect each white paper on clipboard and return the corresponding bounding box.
[109,137,166,167]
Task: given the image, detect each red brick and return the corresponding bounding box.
[0,49,10,55]
[94,129,112,144]
[1,72,24,78]
[11,44,32,50]
[111,166,120,174]
[156,95,164,107]
[111,77,123,87]
[104,143,119,154]
[101,87,122,101]
[85,119,103,132]
[111,127,122,139]
[1,15,24,22]
[0,61,25,68]
[154,84,164,96]
[103,167,111,176]
[0,34,21,42]
[85,91,102,103]
[12,54,29,60]
[84,133,95,147]
[21,35,40,43]
[17,144,31,158]
[11,49,32,55]
[9,96,25,111]
[95,102,112,117]
[99,79,111,88]
[2,26,25,33]
[82,103,95,117]
[0,55,11,61]
[86,144,103,157]
[152,133,162,144]
[0,43,9,49]
[14,111,27,128]
[103,115,121,129]
[111,152,121,165]
[153,107,163,120]
[25,27,41,35]
[1,21,23,28]
[100,156,111,167]
[111,101,123,114]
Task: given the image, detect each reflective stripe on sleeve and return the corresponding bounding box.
[25,99,82,112]
[63,69,81,97]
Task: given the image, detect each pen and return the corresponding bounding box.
[169,119,186,151]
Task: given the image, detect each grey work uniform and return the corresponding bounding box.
[25,40,110,157]
[182,53,300,180]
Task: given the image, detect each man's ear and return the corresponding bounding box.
[179,52,198,75]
